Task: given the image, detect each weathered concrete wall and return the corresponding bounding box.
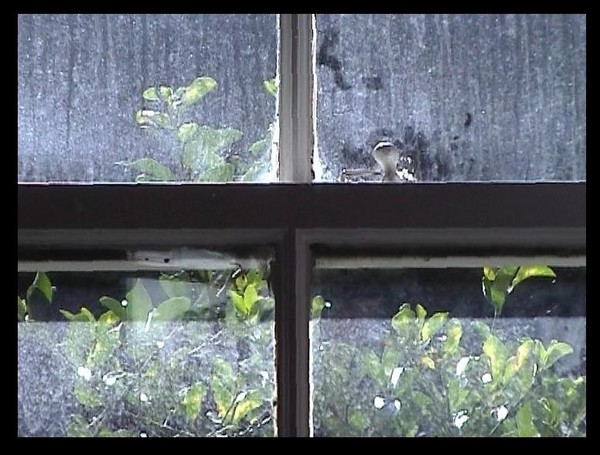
[18,14,277,181]
[315,14,586,182]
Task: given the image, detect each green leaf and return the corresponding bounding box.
[203,163,235,182]
[129,158,176,182]
[543,340,573,370]
[136,110,172,129]
[421,356,436,370]
[142,87,160,102]
[74,381,103,407]
[66,415,94,437]
[263,78,277,97]
[243,284,259,315]
[504,339,536,383]
[391,304,416,336]
[421,312,448,341]
[153,297,191,322]
[182,383,206,424]
[87,324,120,368]
[231,390,262,424]
[182,77,218,106]
[482,276,506,316]
[415,304,427,322]
[27,271,53,303]
[135,109,152,127]
[472,320,492,340]
[381,345,399,377]
[447,377,469,412]
[482,335,509,383]
[311,295,326,319]
[510,266,556,292]
[443,319,463,354]
[177,122,198,144]
[516,402,540,437]
[348,410,367,433]
[159,274,192,299]
[540,397,561,427]
[158,86,173,102]
[359,349,382,380]
[482,266,519,316]
[60,307,96,322]
[483,267,497,281]
[98,310,120,326]
[18,296,27,321]
[126,279,153,322]
[228,290,247,317]
[99,296,128,321]
[182,127,243,174]
[242,163,270,182]
[249,137,270,155]
[212,359,235,418]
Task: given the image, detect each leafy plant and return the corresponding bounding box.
[18,264,585,437]
[122,76,277,182]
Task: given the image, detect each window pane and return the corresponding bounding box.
[314,14,586,182]
[310,264,586,436]
[18,255,275,437]
[18,14,278,183]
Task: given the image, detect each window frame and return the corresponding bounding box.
[17,14,586,437]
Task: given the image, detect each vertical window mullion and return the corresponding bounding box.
[278,14,314,183]
[274,230,312,437]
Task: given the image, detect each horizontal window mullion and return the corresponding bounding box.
[18,182,586,233]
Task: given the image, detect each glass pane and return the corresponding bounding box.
[18,253,275,437]
[18,14,278,183]
[310,263,586,436]
[314,14,586,182]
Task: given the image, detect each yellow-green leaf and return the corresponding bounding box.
[18,296,27,321]
[182,77,217,106]
[516,402,539,437]
[182,383,206,424]
[27,271,53,303]
[421,312,448,341]
[543,340,573,370]
[483,335,508,383]
[263,78,277,97]
[177,122,198,144]
[153,297,191,322]
[391,304,415,335]
[142,87,159,102]
[415,303,427,322]
[98,310,120,326]
[129,158,176,182]
[421,356,436,370]
[158,86,173,102]
[60,307,96,322]
[443,319,463,354]
[99,296,128,321]
[228,290,247,317]
[126,279,153,322]
[510,266,555,292]
[243,284,258,315]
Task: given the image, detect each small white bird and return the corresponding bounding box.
[372,141,402,182]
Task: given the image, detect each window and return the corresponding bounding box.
[18,14,585,437]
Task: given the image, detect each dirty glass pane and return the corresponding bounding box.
[18,14,278,183]
[310,264,586,436]
[18,253,275,437]
[314,14,586,183]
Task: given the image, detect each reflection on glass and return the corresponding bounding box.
[315,14,586,182]
[18,14,277,182]
[310,265,586,436]
[18,259,275,437]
